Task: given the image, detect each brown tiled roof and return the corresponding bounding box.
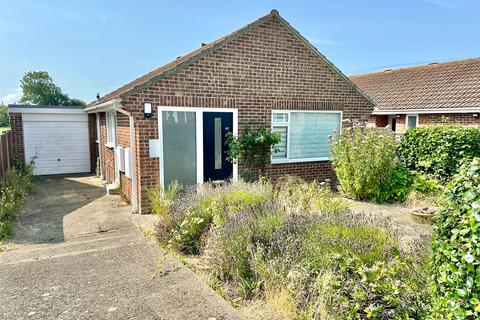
[90,9,373,107]
[350,57,480,112]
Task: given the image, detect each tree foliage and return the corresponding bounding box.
[19,71,85,106]
[0,105,9,128]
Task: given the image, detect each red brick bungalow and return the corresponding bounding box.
[85,10,374,213]
[350,57,480,132]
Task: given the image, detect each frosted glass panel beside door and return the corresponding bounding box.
[162,111,197,187]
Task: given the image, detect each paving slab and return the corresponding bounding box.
[0,175,242,320]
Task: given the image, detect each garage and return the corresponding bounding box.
[9,106,91,175]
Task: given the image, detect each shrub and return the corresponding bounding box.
[154,180,273,254]
[226,127,280,181]
[330,122,412,202]
[398,126,480,179]
[0,165,34,240]
[204,203,285,298]
[249,212,430,319]
[316,254,431,319]
[405,173,445,207]
[204,206,427,318]
[431,158,480,319]
[153,175,431,319]
[148,181,182,223]
[275,175,348,215]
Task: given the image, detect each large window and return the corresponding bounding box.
[272,110,342,163]
[106,112,116,147]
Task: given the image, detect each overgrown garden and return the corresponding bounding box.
[150,123,480,319]
[0,162,34,240]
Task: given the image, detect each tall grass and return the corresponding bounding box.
[0,165,34,240]
[152,176,430,319]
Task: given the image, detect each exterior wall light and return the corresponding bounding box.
[473,113,479,118]
[144,103,152,119]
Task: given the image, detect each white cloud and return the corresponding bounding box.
[1,88,22,105]
[308,37,339,46]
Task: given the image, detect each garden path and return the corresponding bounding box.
[347,200,432,252]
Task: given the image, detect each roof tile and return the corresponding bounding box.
[350,58,480,111]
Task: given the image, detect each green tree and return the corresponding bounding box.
[19,71,85,106]
[0,105,9,128]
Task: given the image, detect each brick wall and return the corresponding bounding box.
[371,113,480,133]
[119,18,373,212]
[370,115,388,127]
[9,113,24,162]
[420,113,480,127]
[116,113,132,203]
[94,111,133,202]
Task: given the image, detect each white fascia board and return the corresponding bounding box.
[373,108,480,115]
[9,107,86,114]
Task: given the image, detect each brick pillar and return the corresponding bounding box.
[9,113,25,163]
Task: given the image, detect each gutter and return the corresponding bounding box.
[373,107,480,115]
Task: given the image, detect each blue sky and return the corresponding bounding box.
[1,0,479,104]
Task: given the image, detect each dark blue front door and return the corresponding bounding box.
[203,112,233,182]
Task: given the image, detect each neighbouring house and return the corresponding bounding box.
[350,57,480,133]
[10,10,373,213]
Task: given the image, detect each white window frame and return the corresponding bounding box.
[405,114,419,130]
[106,112,116,148]
[271,110,343,164]
[95,112,100,143]
[158,106,239,188]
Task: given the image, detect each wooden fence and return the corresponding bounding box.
[0,131,12,180]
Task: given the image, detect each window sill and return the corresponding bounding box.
[105,142,115,149]
[271,157,330,164]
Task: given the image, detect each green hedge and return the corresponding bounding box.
[398,126,480,179]
[431,158,480,319]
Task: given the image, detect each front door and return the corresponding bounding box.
[391,116,397,132]
[203,112,233,182]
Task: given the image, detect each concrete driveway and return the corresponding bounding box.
[0,175,242,320]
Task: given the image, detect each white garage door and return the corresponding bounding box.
[23,113,90,175]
